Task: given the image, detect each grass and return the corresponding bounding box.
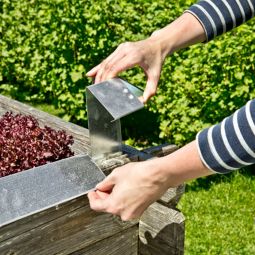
[178,168,255,255]
[29,99,255,254]
[0,87,65,118]
[0,90,66,119]
[27,102,65,118]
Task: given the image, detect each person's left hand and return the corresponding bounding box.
[87,159,170,221]
[86,38,167,104]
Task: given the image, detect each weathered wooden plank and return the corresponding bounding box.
[98,152,131,175]
[141,144,178,158]
[0,95,141,161]
[139,241,183,255]
[0,196,86,242]
[71,226,138,255]
[0,197,138,255]
[159,185,185,207]
[0,95,185,254]
[139,202,185,255]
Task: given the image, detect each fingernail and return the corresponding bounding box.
[138,96,146,104]
[95,183,101,189]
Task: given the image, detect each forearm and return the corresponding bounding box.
[152,98,255,189]
[186,0,255,41]
[149,13,206,58]
[148,0,255,56]
[151,141,213,188]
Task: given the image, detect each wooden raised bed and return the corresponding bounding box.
[0,95,185,255]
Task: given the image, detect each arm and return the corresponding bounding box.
[87,1,255,220]
[88,98,255,220]
[87,0,255,102]
[186,0,255,41]
[87,12,206,103]
[88,141,212,221]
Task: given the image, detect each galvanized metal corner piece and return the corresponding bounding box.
[86,78,144,160]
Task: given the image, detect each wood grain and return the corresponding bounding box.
[71,226,138,255]
[139,202,185,255]
[0,197,137,255]
[0,95,185,254]
[159,185,185,207]
[0,95,139,254]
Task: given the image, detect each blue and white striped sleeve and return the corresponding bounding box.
[185,0,255,41]
[184,1,255,174]
[197,100,255,174]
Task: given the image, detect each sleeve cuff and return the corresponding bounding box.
[184,10,209,42]
[196,131,221,173]
[196,129,235,174]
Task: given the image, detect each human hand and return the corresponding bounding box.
[88,141,213,220]
[86,13,206,103]
[87,159,170,221]
[86,38,168,103]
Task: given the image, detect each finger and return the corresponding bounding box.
[138,96,145,104]
[87,191,107,211]
[142,73,159,102]
[94,60,110,84]
[102,42,133,80]
[96,190,110,199]
[100,49,127,81]
[91,53,121,83]
[103,55,138,81]
[93,45,124,83]
[86,64,101,77]
[95,49,126,84]
[96,173,116,191]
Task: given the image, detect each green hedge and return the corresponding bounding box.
[156,22,255,144]
[1,0,255,145]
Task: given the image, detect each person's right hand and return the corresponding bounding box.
[86,37,167,103]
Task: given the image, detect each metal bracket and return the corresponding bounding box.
[86,78,144,160]
[0,154,105,227]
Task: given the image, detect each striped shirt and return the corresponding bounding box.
[186,0,255,41]
[186,0,255,173]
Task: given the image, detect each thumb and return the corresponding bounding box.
[86,64,101,77]
[96,173,115,191]
[142,75,158,103]
[87,191,108,211]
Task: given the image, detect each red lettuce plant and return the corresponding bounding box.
[0,112,74,178]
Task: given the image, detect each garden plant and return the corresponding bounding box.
[1,0,255,254]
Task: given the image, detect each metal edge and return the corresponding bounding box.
[0,187,95,228]
[86,78,144,121]
[0,154,105,228]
